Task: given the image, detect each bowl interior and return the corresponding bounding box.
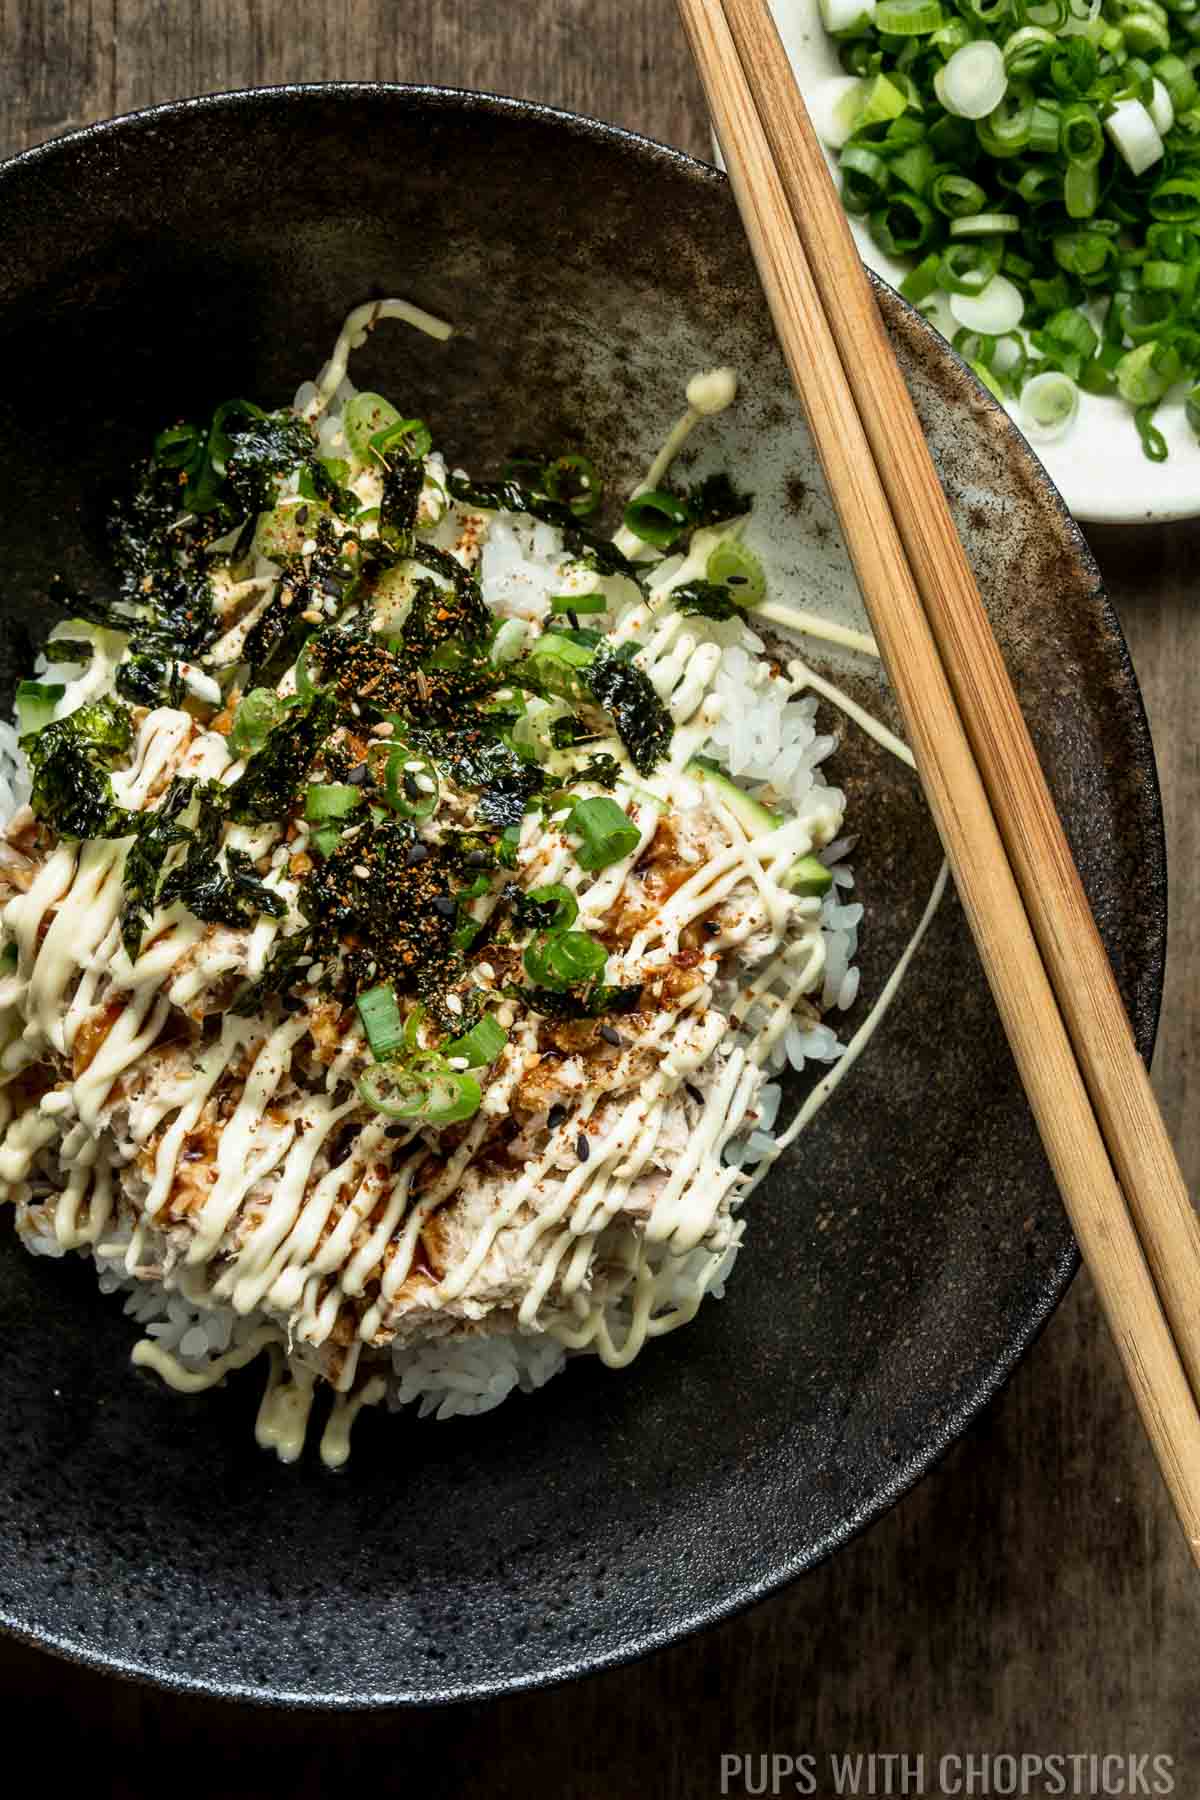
[0,85,1164,1705]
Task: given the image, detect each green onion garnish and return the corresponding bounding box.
[443,1014,509,1067]
[369,416,432,463]
[524,631,595,701]
[705,539,766,605]
[14,681,65,737]
[310,824,343,859]
[542,452,603,518]
[622,489,693,549]
[525,884,580,930]
[229,688,286,758]
[567,796,641,871]
[356,983,407,1061]
[524,930,609,989]
[343,392,401,458]
[304,782,363,822]
[550,592,607,615]
[375,743,439,822]
[356,1053,482,1124]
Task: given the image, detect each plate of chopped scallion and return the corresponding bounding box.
[742,0,1200,520]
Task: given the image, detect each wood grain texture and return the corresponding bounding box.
[1,2,1197,1791]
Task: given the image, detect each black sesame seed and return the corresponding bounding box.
[321,574,345,597]
[547,1104,568,1130]
[464,849,490,869]
[432,895,456,918]
[345,762,369,786]
[685,1082,704,1106]
[576,1133,590,1163]
[384,1122,407,1139]
[727,574,748,585]
[405,842,430,866]
[567,610,580,630]
[598,1023,623,1046]
[403,772,421,802]
[295,505,310,526]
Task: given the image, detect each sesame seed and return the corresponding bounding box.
[301,608,323,625]
[415,774,436,794]
[307,963,325,984]
[403,759,424,773]
[446,1056,469,1071]
[353,864,370,879]
[445,993,463,1016]
[432,895,456,918]
[598,1024,624,1047]
[576,1133,590,1163]
[477,961,496,981]
[685,1082,704,1105]
[371,721,395,738]
[547,1104,568,1130]
[302,539,317,555]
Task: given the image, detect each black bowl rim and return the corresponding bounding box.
[0,79,1167,1708]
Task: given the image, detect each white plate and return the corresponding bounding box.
[714,0,1200,523]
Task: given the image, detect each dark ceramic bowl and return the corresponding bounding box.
[0,85,1165,1706]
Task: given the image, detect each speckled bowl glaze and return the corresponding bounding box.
[0,85,1165,1707]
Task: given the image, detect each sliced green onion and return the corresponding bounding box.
[567,795,641,871]
[812,75,868,149]
[1149,173,1200,219]
[1064,159,1101,216]
[900,250,943,300]
[1115,337,1176,401]
[304,782,363,822]
[1020,369,1081,439]
[524,929,609,989]
[370,417,432,464]
[621,488,693,549]
[706,538,767,604]
[443,1014,509,1067]
[523,631,595,700]
[524,884,580,929]
[542,453,603,518]
[840,144,892,213]
[357,1053,482,1124]
[310,824,342,858]
[870,192,939,252]
[344,393,401,458]
[950,272,1025,331]
[1105,96,1166,171]
[935,40,1008,119]
[938,236,1003,292]
[550,592,608,614]
[254,497,331,562]
[356,984,407,1061]
[1134,401,1170,459]
[876,0,943,29]
[976,84,1035,155]
[379,744,440,821]
[948,211,1021,234]
[855,71,911,125]
[929,170,989,217]
[229,688,285,758]
[1003,24,1056,77]
[14,680,64,736]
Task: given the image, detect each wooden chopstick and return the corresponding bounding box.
[676,0,1200,1564]
[717,0,1200,1422]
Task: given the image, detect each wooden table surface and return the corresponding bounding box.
[1,3,1196,1793]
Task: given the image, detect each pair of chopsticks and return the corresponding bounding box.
[677,0,1200,1564]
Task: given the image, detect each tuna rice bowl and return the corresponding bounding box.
[0,299,942,1468]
